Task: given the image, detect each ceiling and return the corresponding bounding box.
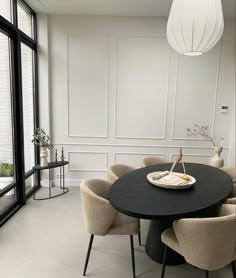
[26,0,235,18]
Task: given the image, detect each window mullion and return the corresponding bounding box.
[12,34,26,203]
[12,0,18,27]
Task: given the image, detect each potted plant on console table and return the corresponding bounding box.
[32,128,52,167]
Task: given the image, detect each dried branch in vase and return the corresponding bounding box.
[186,124,224,147]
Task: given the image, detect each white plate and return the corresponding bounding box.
[147,171,196,190]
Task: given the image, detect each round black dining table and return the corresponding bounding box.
[109,163,233,265]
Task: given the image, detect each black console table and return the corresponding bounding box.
[33,161,69,200]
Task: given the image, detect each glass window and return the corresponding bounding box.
[0,32,15,193]
[0,0,12,22]
[0,189,16,214]
[25,175,34,193]
[21,42,35,173]
[0,0,38,223]
[17,1,33,38]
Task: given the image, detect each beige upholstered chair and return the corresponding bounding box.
[160,204,236,278]
[106,164,142,245]
[80,179,139,278]
[140,156,170,167]
[221,166,236,197]
[225,197,236,204]
[107,164,136,184]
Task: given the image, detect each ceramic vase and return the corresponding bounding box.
[40,147,48,167]
[209,146,224,168]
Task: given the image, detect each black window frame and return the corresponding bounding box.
[0,0,39,226]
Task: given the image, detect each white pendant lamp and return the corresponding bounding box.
[167,0,224,56]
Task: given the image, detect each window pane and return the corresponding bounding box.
[0,188,16,213]
[21,43,35,173]
[0,0,12,22]
[0,32,15,192]
[17,1,33,38]
[25,175,34,193]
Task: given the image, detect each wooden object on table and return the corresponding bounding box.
[170,148,186,175]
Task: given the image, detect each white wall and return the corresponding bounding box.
[38,15,235,185]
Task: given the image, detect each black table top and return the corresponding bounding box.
[109,163,233,219]
[33,161,69,170]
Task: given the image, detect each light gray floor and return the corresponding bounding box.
[0,187,232,278]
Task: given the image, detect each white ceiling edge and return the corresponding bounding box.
[25,0,46,12]
[25,0,235,19]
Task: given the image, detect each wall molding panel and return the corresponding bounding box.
[53,142,230,150]
[170,153,211,164]
[67,151,108,172]
[113,151,165,166]
[171,42,222,140]
[66,35,109,138]
[114,36,170,140]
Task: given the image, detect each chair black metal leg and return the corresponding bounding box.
[130,235,136,278]
[138,231,141,246]
[232,261,236,278]
[83,234,94,276]
[161,245,167,278]
[205,270,209,278]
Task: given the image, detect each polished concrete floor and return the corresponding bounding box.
[0,187,232,278]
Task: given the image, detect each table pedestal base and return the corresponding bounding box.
[145,219,186,265]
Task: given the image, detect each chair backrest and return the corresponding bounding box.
[225,197,236,204]
[173,204,236,271]
[107,164,136,183]
[140,156,170,167]
[221,166,236,197]
[80,179,117,236]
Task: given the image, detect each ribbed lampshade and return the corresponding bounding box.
[167,0,224,56]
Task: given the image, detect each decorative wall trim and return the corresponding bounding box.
[67,151,108,172]
[66,35,109,138]
[170,153,211,161]
[53,142,230,150]
[114,36,171,140]
[113,151,165,164]
[171,42,222,140]
[211,39,223,138]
